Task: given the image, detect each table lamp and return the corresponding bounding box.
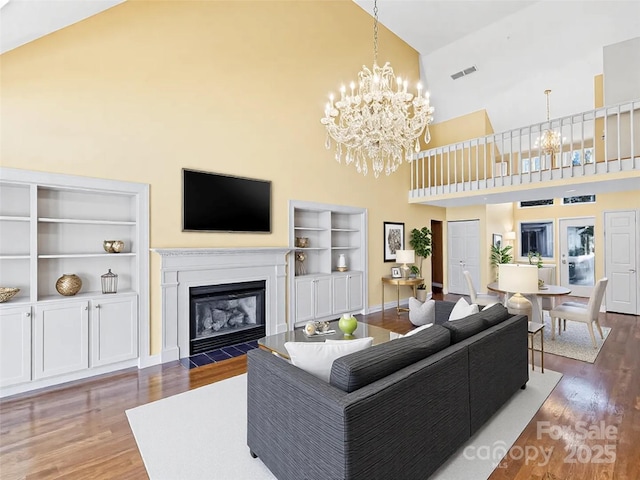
[395,249,415,278]
[498,264,539,316]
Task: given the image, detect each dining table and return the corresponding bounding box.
[487,282,571,323]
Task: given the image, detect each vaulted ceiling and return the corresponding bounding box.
[3,0,638,135]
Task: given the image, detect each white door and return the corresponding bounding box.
[559,217,595,297]
[605,210,638,314]
[447,220,480,295]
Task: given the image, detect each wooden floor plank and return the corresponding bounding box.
[1,294,638,479]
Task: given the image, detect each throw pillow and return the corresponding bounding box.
[404,323,434,337]
[449,297,479,321]
[481,302,501,311]
[284,337,373,382]
[409,297,436,326]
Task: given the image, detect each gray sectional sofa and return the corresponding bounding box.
[247,301,529,480]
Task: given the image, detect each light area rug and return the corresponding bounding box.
[127,369,562,480]
[533,314,611,363]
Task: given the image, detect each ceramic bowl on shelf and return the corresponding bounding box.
[103,240,125,253]
[0,287,20,303]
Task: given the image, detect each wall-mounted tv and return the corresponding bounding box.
[182,169,271,233]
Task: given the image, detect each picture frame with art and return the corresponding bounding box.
[391,267,402,278]
[492,233,502,248]
[383,221,405,262]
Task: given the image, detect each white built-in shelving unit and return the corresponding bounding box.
[289,200,367,328]
[0,167,149,398]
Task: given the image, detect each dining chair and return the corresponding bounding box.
[463,270,500,306]
[549,277,608,348]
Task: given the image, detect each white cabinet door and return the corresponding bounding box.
[347,272,364,312]
[332,274,349,315]
[332,272,363,314]
[295,276,332,323]
[34,301,89,380]
[91,295,138,367]
[295,278,315,323]
[0,305,32,387]
[314,276,332,319]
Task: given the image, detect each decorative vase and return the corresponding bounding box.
[56,274,82,296]
[337,254,347,272]
[338,314,357,335]
[416,288,428,302]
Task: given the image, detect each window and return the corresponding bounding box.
[520,199,554,208]
[563,195,596,205]
[520,221,554,258]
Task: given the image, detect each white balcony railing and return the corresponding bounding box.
[409,99,640,199]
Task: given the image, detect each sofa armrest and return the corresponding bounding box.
[247,348,349,480]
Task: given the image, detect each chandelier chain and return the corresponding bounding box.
[373,0,379,65]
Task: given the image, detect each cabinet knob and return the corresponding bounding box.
[84,306,88,311]
[25,312,31,317]
[95,304,101,309]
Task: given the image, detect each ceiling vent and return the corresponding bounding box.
[450,65,478,80]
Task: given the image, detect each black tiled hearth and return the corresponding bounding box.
[179,340,259,369]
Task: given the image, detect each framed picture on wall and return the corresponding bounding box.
[492,233,502,248]
[383,221,405,262]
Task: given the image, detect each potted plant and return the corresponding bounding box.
[409,227,432,302]
[490,244,513,280]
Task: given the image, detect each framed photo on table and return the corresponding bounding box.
[492,234,502,248]
[384,221,405,262]
[391,267,402,278]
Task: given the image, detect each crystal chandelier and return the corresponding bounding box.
[534,89,564,157]
[320,0,434,178]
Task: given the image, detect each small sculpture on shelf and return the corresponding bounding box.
[295,251,306,276]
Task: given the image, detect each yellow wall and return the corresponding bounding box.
[1,0,445,354]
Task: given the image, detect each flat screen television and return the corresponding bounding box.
[182,169,271,233]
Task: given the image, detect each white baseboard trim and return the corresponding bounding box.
[139,354,162,368]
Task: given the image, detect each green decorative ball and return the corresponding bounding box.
[338,314,357,335]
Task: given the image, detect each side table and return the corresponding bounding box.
[381,276,423,316]
[527,321,545,373]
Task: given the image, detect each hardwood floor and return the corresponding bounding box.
[1,294,638,479]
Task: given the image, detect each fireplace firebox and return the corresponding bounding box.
[189,280,266,355]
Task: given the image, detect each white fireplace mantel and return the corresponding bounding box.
[153,247,290,362]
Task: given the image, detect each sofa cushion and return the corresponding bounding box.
[329,325,451,393]
[449,297,479,321]
[480,303,512,327]
[409,298,436,326]
[442,312,487,343]
[284,337,373,382]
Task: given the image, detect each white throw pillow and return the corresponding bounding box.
[404,323,434,337]
[482,302,501,311]
[449,297,479,321]
[409,298,436,326]
[284,337,374,382]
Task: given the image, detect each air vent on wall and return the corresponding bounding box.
[450,65,478,80]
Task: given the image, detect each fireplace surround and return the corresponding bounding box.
[154,248,289,362]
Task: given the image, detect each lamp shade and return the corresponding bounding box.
[395,249,415,264]
[504,231,516,241]
[498,264,538,294]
